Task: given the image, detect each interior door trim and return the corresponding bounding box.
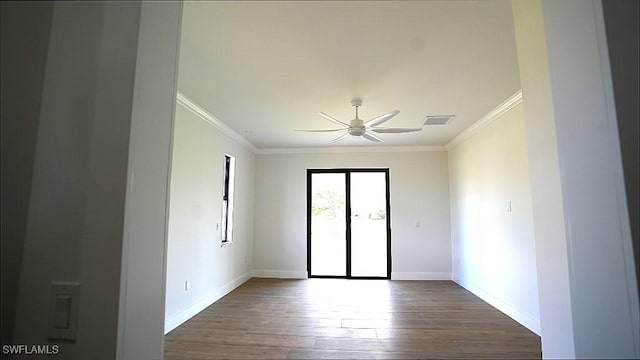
[307,168,391,279]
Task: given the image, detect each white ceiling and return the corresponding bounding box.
[178,1,520,149]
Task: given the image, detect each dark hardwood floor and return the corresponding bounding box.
[164,278,541,359]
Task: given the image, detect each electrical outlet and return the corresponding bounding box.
[185,280,190,291]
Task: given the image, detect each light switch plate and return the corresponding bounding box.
[48,281,80,341]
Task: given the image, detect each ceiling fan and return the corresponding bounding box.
[296,99,422,143]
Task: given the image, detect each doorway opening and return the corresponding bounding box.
[307,169,391,279]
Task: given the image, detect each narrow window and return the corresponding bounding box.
[221,154,235,245]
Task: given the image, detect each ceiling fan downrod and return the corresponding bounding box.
[349,98,365,136]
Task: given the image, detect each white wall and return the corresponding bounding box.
[511,1,575,356]
[164,101,255,333]
[449,102,540,334]
[9,2,183,359]
[602,0,640,277]
[1,1,53,346]
[11,3,141,359]
[116,2,183,359]
[541,1,639,357]
[253,150,451,279]
[602,0,639,287]
[512,0,640,358]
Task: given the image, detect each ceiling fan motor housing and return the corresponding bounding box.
[349,118,365,136]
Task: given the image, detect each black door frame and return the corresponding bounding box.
[307,168,392,279]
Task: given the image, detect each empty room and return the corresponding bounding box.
[160,0,639,359]
[1,1,638,360]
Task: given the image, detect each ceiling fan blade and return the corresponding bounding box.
[362,132,384,143]
[294,128,347,132]
[318,112,350,127]
[370,127,423,133]
[364,110,400,128]
[330,132,350,143]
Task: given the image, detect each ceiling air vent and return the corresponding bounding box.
[424,115,454,125]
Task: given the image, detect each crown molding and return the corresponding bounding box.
[176,92,257,152]
[446,90,523,150]
[256,145,446,155]
[176,93,442,155]
[177,90,521,155]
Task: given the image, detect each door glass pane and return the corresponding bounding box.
[350,172,388,277]
[311,173,346,276]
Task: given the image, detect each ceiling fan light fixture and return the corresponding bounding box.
[296,98,419,143]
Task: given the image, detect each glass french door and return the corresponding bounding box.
[307,169,391,279]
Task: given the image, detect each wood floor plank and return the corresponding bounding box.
[247,325,379,339]
[165,278,541,359]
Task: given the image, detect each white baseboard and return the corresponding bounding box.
[164,271,252,334]
[252,271,452,280]
[452,273,541,335]
[252,270,308,279]
[391,272,451,280]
